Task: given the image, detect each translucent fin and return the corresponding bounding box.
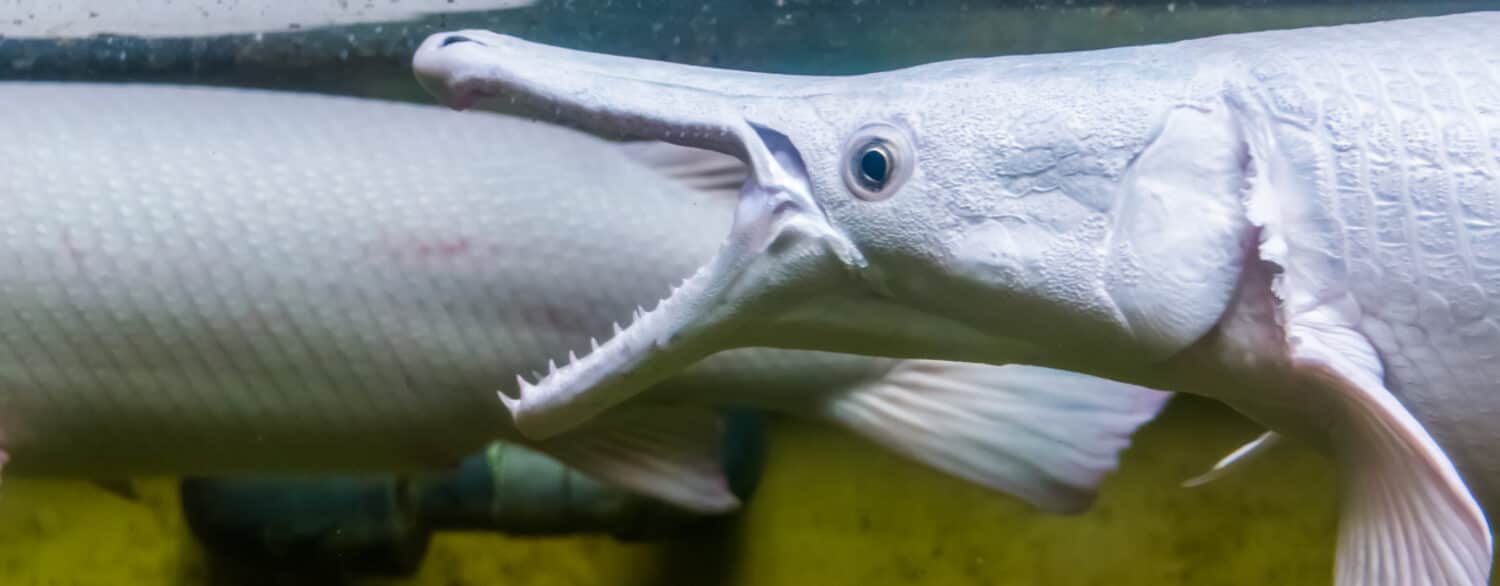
[533,405,737,513]
[1292,323,1491,586]
[1182,431,1282,488]
[820,361,1171,514]
[614,141,747,198]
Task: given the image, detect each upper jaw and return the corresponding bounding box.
[412,30,817,157]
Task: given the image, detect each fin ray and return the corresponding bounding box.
[533,406,738,514]
[819,361,1171,514]
[1286,323,1491,586]
[1182,431,1282,488]
[614,141,747,197]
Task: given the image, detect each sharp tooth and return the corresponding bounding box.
[632,307,644,322]
[612,322,623,335]
[567,349,578,363]
[530,370,543,381]
[590,337,599,351]
[547,359,557,374]
[514,374,530,390]
[499,384,522,413]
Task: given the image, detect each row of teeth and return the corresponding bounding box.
[503,268,701,404]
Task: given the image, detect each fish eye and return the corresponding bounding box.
[857,142,892,188]
[841,123,913,201]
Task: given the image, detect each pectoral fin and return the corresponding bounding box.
[1291,323,1491,586]
[1182,431,1281,488]
[531,405,738,514]
[819,361,1172,514]
[614,141,747,199]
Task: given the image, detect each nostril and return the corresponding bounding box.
[440,34,479,48]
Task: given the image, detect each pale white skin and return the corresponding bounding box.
[0,83,1168,515]
[0,82,897,475]
[416,12,1500,584]
[0,0,537,39]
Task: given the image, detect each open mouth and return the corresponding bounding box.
[503,176,863,439]
[414,31,868,439]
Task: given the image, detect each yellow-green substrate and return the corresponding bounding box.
[0,396,1336,585]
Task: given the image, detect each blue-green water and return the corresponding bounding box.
[7,1,1499,98]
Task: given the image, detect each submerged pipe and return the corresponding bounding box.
[181,412,765,578]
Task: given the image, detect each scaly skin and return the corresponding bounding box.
[0,82,902,476]
[1217,16,1500,507]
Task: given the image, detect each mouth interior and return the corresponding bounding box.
[502,124,844,439]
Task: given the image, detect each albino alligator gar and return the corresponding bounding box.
[414,12,1500,584]
[0,82,1169,516]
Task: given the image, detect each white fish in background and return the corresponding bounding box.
[414,12,1500,584]
[0,0,537,39]
[0,82,1168,515]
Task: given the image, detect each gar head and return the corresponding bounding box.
[413,31,1247,438]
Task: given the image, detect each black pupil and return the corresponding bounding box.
[859,147,889,187]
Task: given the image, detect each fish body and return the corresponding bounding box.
[413,12,1500,583]
[0,0,537,39]
[0,82,1166,514]
[0,81,717,476]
